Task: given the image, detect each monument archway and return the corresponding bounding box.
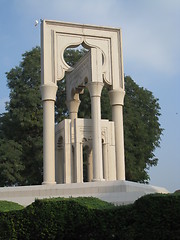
[41,20,125,184]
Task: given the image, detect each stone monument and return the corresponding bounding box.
[0,20,169,207]
[40,20,126,185]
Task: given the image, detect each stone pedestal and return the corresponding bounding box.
[0,181,169,207]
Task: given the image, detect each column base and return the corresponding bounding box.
[92,178,105,182]
[42,181,56,185]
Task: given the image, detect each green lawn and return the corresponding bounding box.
[0,200,24,212]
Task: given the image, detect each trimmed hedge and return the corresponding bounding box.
[133,193,180,240]
[0,194,179,240]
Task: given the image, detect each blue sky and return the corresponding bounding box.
[0,0,179,192]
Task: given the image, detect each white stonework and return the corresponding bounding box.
[41,20,126,184]
[0,181,169,207]
[55,119,116,184]
[0,20,169,207]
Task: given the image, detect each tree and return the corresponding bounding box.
[0,47,43,185]
[0,47,163,186]
[124,76,162,182]
[0,139,24,186]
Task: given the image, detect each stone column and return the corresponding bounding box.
[109,88,125,180]
[74,141,83,183]
[102,142,108,180]
[87,82,104,181]
[40,83,58,184]
[66,99,81,183]
[63,142,72,184]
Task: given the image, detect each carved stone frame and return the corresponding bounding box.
[41,20,124,89]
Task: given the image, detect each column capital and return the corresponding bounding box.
[87,82,104,97]
[109,88,125,106]
[66,99,81,114]
[40,83,58,101]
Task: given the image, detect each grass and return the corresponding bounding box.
[0,201,24,212]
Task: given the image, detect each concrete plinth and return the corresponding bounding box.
[0,181,169,207]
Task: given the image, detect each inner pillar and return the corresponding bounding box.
[74,141,83,183]
[87,82,104,181]
[102,141,108,180]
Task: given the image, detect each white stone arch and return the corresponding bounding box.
[41,20,124,87]
[40,20,125,184]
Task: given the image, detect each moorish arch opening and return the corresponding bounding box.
[63,44,89,68]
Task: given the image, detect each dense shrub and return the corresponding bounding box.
[0,195,179,240]
[133,194,180,240]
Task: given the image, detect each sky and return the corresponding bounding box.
[0,0,179,192]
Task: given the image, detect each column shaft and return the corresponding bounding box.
[42,100,56,184]
[109,89,125,180]
[111,105,125,180]
[40,83,58,185]
[88,82,104,181]
[74,141,83,183]
[91,96,103,180]
[102,143,108,180]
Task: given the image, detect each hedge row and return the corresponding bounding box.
[0,194,180,240]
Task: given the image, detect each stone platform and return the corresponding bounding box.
[0,180,169,206]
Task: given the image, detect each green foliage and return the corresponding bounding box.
[0,201,24,212]
[134,193,180,239]
[124,76,163,182]
[0,47,43,186]
[0,195,179,239]
[0,139,24,186]
[64,48,87,67]
[0,47,163,185]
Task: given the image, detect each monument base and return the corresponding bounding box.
[0,180,169,206]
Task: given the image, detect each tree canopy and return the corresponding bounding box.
[0,47,43,185]
[0,47,163,186]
